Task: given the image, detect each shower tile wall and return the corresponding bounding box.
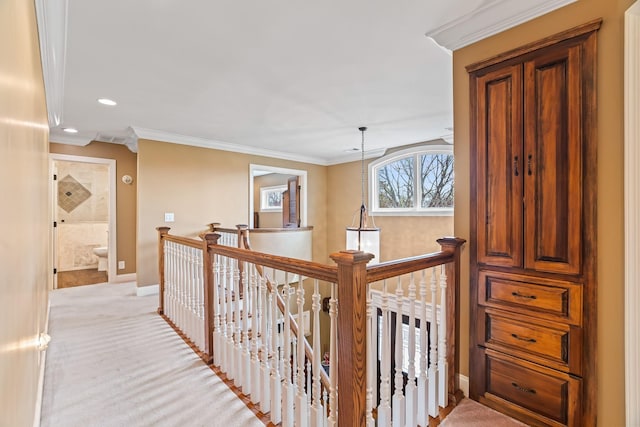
[56,161,109,271]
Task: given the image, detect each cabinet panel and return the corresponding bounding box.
[480,309,582,373]
[475,65,523,268]
[524,45,582,274]
[484,350,581,426]
[478,270,582,325]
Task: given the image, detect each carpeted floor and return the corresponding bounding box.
[440,398,528,427]
[40,281,264,427]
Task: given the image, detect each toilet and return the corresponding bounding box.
[93,247,108,271]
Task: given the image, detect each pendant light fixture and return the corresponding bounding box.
[346,126,380,263]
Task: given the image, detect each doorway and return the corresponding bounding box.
[249,164,307,229]
[50,154,116,288]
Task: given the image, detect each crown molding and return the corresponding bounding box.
[425,0,577,51]
[49,132,94,146]
[131,127,330,165]
[325,149,387,166]
[35,0,68,127]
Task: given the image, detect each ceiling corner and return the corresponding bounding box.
[425,0,578,51]
[35,0,68,127]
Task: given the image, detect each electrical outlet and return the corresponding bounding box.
[118,260,125,270]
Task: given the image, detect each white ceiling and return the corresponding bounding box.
[40,0,575,165]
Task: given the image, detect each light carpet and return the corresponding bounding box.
[40,282,263,427]
[440,398,528,427]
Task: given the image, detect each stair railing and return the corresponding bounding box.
[157,224,464,426]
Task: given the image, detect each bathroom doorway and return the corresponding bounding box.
[50,154,116,288]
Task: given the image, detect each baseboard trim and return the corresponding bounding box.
[33,299,51,427]
[137,284,159,297]
[111,273,136,284]
[458,374,469,398]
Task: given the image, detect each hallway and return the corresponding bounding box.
[40,282,264,427]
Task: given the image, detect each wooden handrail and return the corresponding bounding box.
[162,233,204,249]
[207,243,338,284]
[367,251,455,282]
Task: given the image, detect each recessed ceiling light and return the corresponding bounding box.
[62,127,78,134]
[97,98,117,106]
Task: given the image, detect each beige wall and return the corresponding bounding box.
[50,142,138,275]
[453,0,631,424]
[136,139,328,287]
[0,0,50,425]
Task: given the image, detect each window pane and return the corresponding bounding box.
[377,157,414,208]
[420,154,454,208]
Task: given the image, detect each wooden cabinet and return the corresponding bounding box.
[468,20,600,427]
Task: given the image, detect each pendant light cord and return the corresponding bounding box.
[359,126,367,208]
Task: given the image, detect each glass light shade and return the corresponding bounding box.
[346,227,380,264]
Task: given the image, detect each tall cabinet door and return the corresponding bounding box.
[523,45,583,275]
[475,65,524,268]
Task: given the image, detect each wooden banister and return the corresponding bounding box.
[200,232,219,364]
[159,224,466,425]
[207,243,338,284]
[330,250,375,427]
[437,237,466,406]
[366,251,455,282]
[156,226,171,315]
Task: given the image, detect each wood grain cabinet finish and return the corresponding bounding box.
[468,21,600,427]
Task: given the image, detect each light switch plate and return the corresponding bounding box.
[118,261,125,270]
[164,212,174,222]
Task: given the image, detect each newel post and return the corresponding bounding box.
[329,250,375,427]
[156,227,171,315]
[200,232,220,364]
[437,237,466,403]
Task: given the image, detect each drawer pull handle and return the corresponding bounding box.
[512,382,536,394]
[511,291,537,300]
[511,333,536,343]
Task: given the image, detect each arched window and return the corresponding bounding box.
[369,145,454,216]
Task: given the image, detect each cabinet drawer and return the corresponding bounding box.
[478,270,582,325]
[484,350,581,426]
[481,309,582,374]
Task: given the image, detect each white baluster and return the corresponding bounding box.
[295,278,308,427]
[366,284,374,427]
[327,282,338,427]
[392,277,405,427]
[251,264,261,404]
[212,253,221,366]
[428,267,439,418]
[197,248,204,351]
[234,260,244,389]
[227,257,236,381]
[406,273,418,427]
[218,254,228,371]
[438,264,448,408]
[417,269,428,426]
[377,280,391,427]
[241,262,251,393]
[261,272,271,413]
[306,359,312,407]
[310,280,324,427]
[282,274,294,426]
[270,269,282,424]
